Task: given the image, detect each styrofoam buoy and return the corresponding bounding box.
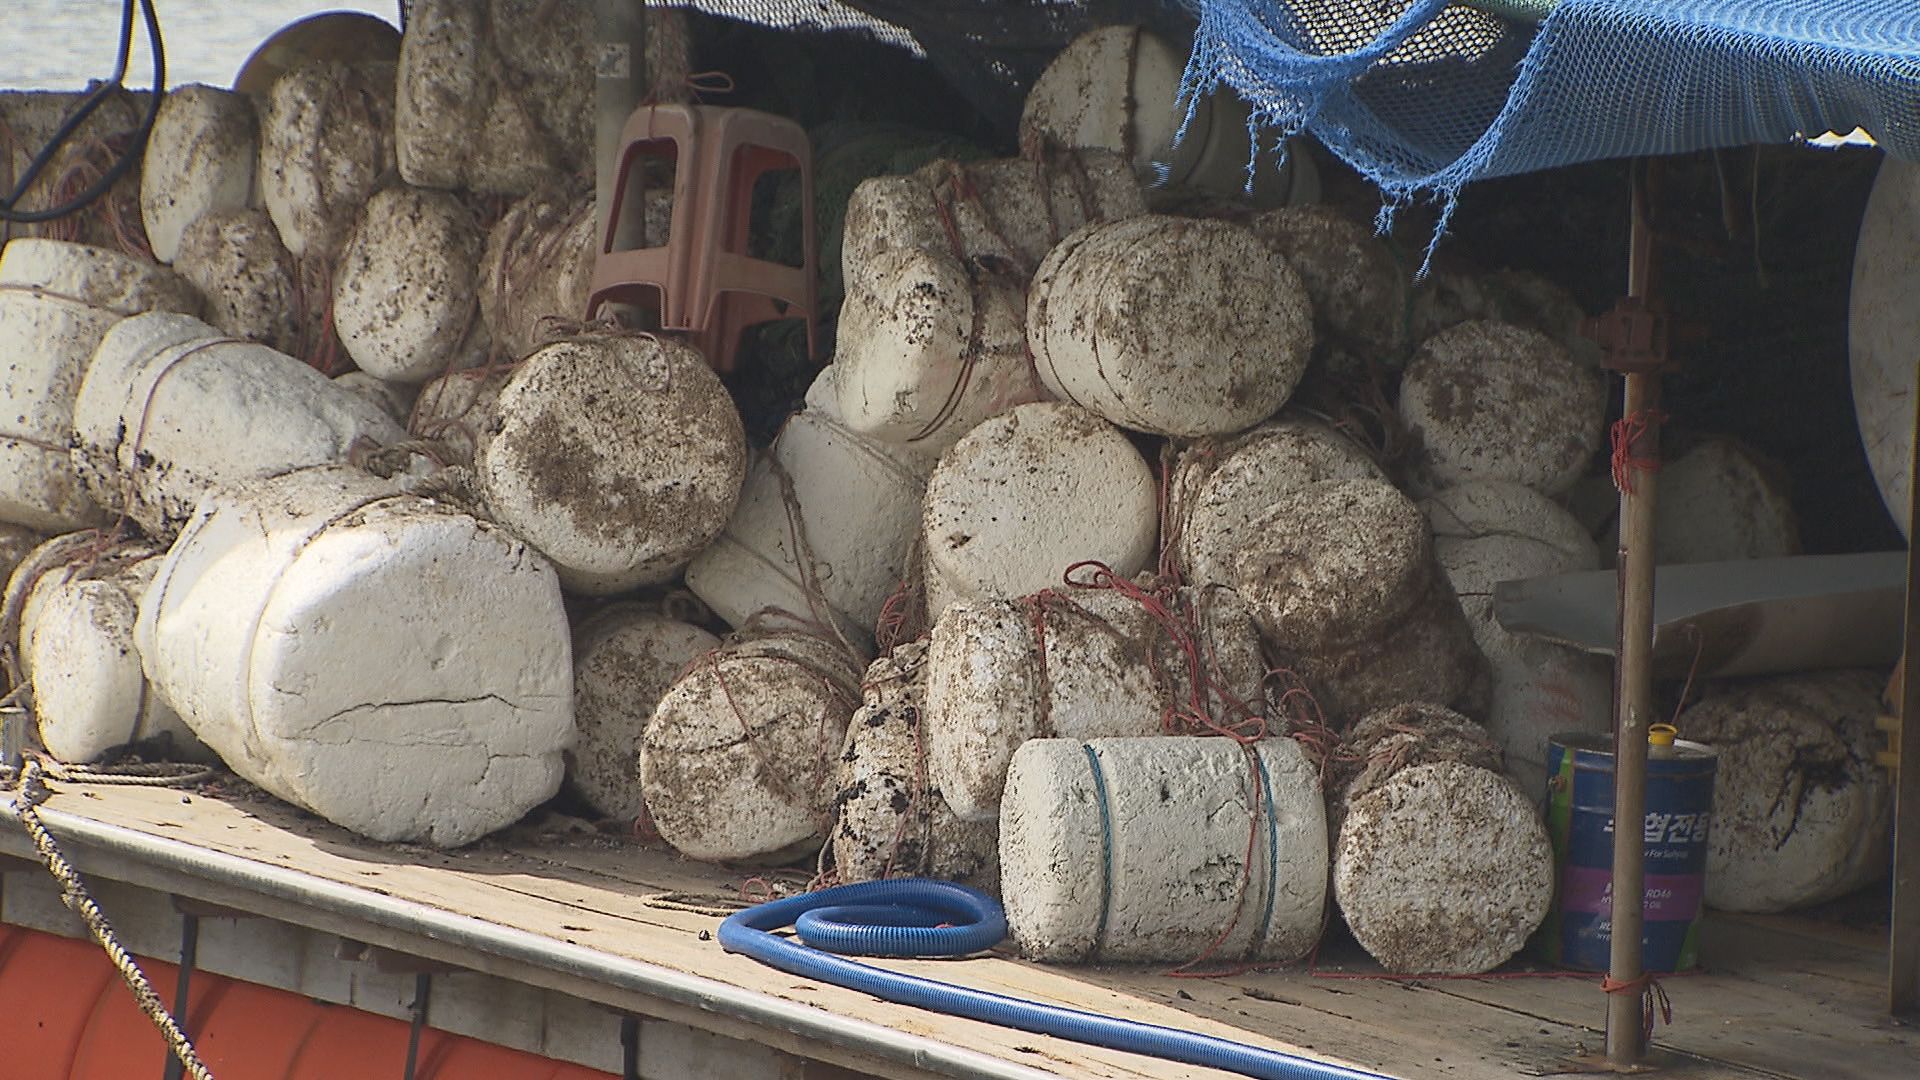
[925,584,1268,822]
[259,60,396,260]
[172,208,301,354]
[1028,215,1313,437]
[1850,158,1919,537]
[478,188,594,364]
[1599,436,1799,567]
[686,365,929,647]
[1409,269,1600,367]
[1332,706,1552,974]
[1169,418,1385,589]
[17,540,208,764]
[396,0,592,194]
[567,604,719,823]
[641,630,865,863]
[135,466,573,847]
[1422,481,1610,792]
[0,240,201,532]
[332,186,490,383]
[473,334,746,594]
[1000,736,1326,964]
[139,85,259,264]
[920,402,1156,621]
[833,246,1044,453]
[1679,671,1892,912]
[1292,577,1488,725]
[333,370,419,425]
[1398,320,1607,496]
[831,642,999,888]
[409,366,514,465]
[1246,206,1407,360]
[71,312,406,539]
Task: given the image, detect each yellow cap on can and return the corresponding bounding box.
[1648,723,1679,748]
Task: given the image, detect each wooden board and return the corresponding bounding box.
[2,782,1915,1080]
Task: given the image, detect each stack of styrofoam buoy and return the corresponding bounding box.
[135,465,574,847]
[1596,435,1801,567]
[139,85,260,265]
[1028,215,1314,437]
[1398,320,1608,496]
[477,186,595,364]
[1000,736,1327,963]
[566,603,719,824]
[172,209,302,354]
[920,402,1157,620]
[831,642,999,889]
[7,534,208,765]
[395,0,592,195]
[259,60,397,262]
[1245,206,1408,365]
[686,366,934,648]
[1421,480,1611,795]
[925,583,1269,821]
[70,311,405,538]
[1409,268,1600,367]
[1229,477,1485,724]
[1678,670,1892,913]
[1330,704,1553,974]
[331,185,491,382]
[470,332,746,594]
[641,629,866,863]
[0,239,202,533]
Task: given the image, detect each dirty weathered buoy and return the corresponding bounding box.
[567,603,719,824]
[259,59,396,260]
[332,185,491,382]
[1246,206,1407,361]
[478,187,595,364]
[140,85,259,264]
[172,208,301,354]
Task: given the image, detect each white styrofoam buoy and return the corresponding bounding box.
[567,604,719,823]
[831,642,999,888]
[333,370,420,426]
[478,187,594,364]
[172,208,301,354]
[135,466,573,847]
[925,584,1268,822]
[0,240,201,532]
[1597,436,1800,567]
[1398,320,1607,496]
[641,630,865,863]
[474,334,746,595]
[1000,736,1327,964]
[833,246,1043,453]
[1409,269,1600,368]
[1679,671,1892,913]
[920,402,1156,621]
[1291,577,1488,726]
[1850,158,1919,537]
[139,85,259,264]
[332,185,490,383]
[396,0,592,195]
[1246,206,1407,361]
[409,365,515,465]
[1028,215,1313,437]
[1169,418,1385,590]
[686,365,930,648]
[71,312,405,539]
[259,60,396,260]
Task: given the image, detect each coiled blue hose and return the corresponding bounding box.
[718,879,1395,1080]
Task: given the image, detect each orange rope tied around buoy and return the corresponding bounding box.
[1602,971,1674,1041]
[1609,408,1667,495]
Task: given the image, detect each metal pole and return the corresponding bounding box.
[1605,162,1662,1066]
[596,0,650,250]
[163,912,199,1080]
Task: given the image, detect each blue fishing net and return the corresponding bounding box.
[1182,0,1920,245]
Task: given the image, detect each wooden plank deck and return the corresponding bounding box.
[2,780,1914,1080]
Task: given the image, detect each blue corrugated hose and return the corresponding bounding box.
[718,878,1396,1080]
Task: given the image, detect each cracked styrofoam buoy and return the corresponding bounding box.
[1422,481,1610,793]
[135,465,573,847]
[925,584,1268,822]
[1169,418,1385,590]
[1398,320,1607,496]
[332,185,490,383]
[71,311,405,539]
[259,60,396,260]
[139,85,259,264]
[1597,436,1800,567]
[833,246,1044,453]
[1000,736,1327,964]
[1246,206,1407,361]
[0,240,201,532]
[1027,215,1313,437]
[1292,577,1488,725]
[567,604,719,824]
[474,334,746,594]
[172,208,301,354]
[686,365,931,648]
[920,402,1155,621]
[1332,705,1552,974]
[478,187,594,364]
[641,630,865,863]
[831,642,999,889]
[1679,671,1892,913]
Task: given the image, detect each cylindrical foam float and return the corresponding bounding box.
[999,736,1327,964]
[135,466,574,848]
[920,402,1156,621]
[477,187,594,364]
[332,370,419,425]
[1245,206,1407,362]
[1398,319,1606,495]
[641,630,866,864]
[1599,435,1800,567]
[473,333,746,594]
[408,365,514,465]
[0,240,201,532]
[1289,577,1488,725]
[332,185,490,382]
[259,59,396,260]
[1027,215,1313,437]
[172,208,301,354]
[567,603,719,823]
[139,84,259,264]
[71,311,406,539]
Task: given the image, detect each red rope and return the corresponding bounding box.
[1602,972,1675,1040]
[1609,409,1667,495]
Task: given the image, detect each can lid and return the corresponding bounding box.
[1648,723,1679,748]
